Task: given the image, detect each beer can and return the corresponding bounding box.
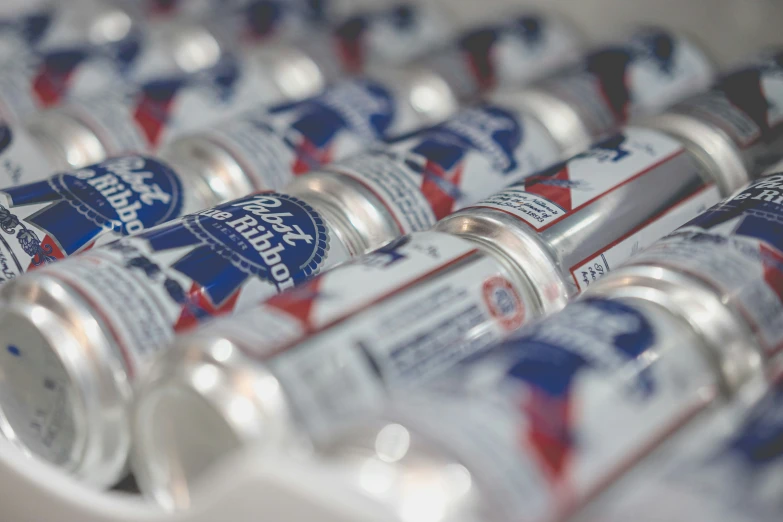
[124,49,783,507]
[285,28,715,254]
[0,183,365,487]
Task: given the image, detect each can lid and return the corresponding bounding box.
[24,110,108,170]
[640,112,749,196]
[132,334,295,510]
[585,266,766,397]
[0,273,132,488]
[490,87,593,158]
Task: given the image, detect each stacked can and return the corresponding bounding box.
[0,1,473,186]
[122,51,783,509]
[0,10,586,283]
[0,28,714,491]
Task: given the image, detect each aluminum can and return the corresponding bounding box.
[461,49,783,313]
[574,374,783,522]
[503,27,715,157]
[286,28,715,253]
[0,185,360,487]
[165,11,584,216]
[304,293,754,522]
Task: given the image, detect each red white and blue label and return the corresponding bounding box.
[328,103,562,234]
[35,191,349,374]
[385,296,716,521]
[673,51,783,155]
[421,14,580,99]
[475,127,720,291]
[333,3,452,73]
[0,30,144,124]
[545,28,714,133]
[188,231,534,436]
[630,173,783,356]
[59,53,274,154]
[0,156,185,284]
[201,78,398,191]
[475,128,688,231]
[0,123,57,186]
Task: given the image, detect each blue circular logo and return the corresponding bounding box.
[183,193,328,289]
[49,156,185,235]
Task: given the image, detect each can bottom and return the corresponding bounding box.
[0,301,85,472]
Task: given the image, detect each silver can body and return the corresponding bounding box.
[609,173,783,360]
[459,126,722,312]
[0,0,136,63]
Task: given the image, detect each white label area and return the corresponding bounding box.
[571,184,721,290]
[327,105,562,235]
[475,127,686,231]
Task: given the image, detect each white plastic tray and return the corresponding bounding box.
[0,438,397,522]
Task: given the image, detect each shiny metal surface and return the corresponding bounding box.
[158,137,255,206]
[536,143,713,275]
[287,171,399,256]
[642,112,750,195]
[495,87,593,158]
[366,62,461,132]
[0,273,132,488]
[586,266,765,396]
[24,111,108,170]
